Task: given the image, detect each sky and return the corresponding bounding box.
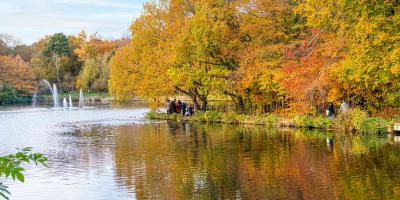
[0,0,148,44]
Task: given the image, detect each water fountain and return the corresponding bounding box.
[79,88,85,108]
[32,94,37,106]
[63,97,68,109]
[69,95,73,108]
[53,84,60,108]
[32,80,59,108]
[33,79,86,110]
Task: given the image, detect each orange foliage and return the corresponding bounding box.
[0,55,35,93]
[280,30,345,112]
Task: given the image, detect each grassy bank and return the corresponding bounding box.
[146,108,398,135]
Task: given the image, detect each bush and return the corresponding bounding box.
[265,114,279,127]
[203,110,223,122]
[222,111,240,124]
[312,116,333,129]
[349,108,369,132]
[357,117,388,134]
[335,108,388,134]
[0,82,32,105]
[170,113,181,121]
[145,110,158,119]
[0,82,17,105]
[252,115,265,125]
[294,115,332,129]
[294,116,313,128]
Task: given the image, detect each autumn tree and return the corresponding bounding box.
[110,0,241,110]
[75,33,118,92]
[31,33,82,91]
[295,0,400,111]
[0,55,35,104]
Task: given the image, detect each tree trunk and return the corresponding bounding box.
[236,96,244,114]
[200,96,208,111]
[190,94,201,111]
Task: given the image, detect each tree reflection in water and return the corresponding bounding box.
[113,122,400,200]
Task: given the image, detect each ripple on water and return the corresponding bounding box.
[2,105,400,200]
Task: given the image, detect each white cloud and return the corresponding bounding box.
[0,0,145,44]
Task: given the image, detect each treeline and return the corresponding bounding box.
[0,32,128,104]
[109,0,400,114]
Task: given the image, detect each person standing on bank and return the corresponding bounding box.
[166,99,171,114]
[340,101,349,113]
[170,99,176,114]
[176,100,182,113]
[181,101,187,116]
[327,103,335,119]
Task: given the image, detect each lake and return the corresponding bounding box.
[0,103,399,200]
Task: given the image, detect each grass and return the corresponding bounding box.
[146,108,396,135]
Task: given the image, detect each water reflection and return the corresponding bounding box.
[1,105,399,200]
[113,122,400,200]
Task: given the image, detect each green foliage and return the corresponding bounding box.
[357,117,388,135]
[222,111,240,124]
[203,111,223,122]
[0,82,32,105]
[312,116,333,129]
[0,82,16,105]
[264,114,280,127]
[170,113,181,122]
[0,148,48,199]
[43,33,70,57]
[335,108,389,134]
[294,116,312,128]
[294,115,333,129]
[349,108,369,133]
[32,34,82,91]
[79,54,110,92]
[145,110,158,120]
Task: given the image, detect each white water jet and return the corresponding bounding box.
[63,97,68,109]
[52,84,59,108]
[32,94,37,106]
[79,88,85,108]
[69,95,73,109]
[33,80,60,108]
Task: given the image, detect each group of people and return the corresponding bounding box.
[326,101,350,119]
[166,99,194,116]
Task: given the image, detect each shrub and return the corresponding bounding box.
[349,108,369,132]
[293,115,333,129]
[145,110,158,119]
[170,113,180,121]
[191,112,204,122]
[312,116,333,129]
[265,114,279,127]
[294,116,313,128]
[202,110,223,122]
[222,111,240,124]
[335,108,388,134]
[252,115,265,125]
[357,117,388,134]
[0,82,17,105]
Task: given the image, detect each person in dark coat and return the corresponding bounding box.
[170,99,176,113]
[181,102,187,116]
[327,103,335,119]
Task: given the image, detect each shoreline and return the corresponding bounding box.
[146,110,395,135]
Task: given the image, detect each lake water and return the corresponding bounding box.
[0,103,400,200]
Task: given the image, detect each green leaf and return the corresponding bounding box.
[15,171,24,183]
[0,191,10,200]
